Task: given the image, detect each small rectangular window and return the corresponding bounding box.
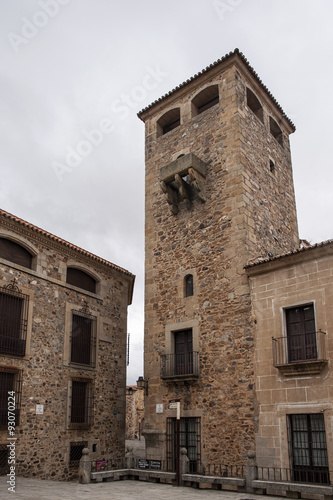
[69,441,88,468]
[0,368,22,427]
[69,379,93,429]
[70,312,96,367]
[0,286,29,357]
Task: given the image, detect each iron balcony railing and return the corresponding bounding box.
[258,466,331,485]
[160,351,199,379]
[272,330,327,367]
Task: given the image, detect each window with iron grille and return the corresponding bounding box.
[69,441,88,468]
[166,417,201,473]
[70,311,96,367]
[66,268,96,293]
[0,286,29,357]
[0,444,9,475]
[0,238,33,269]
[288,414,329,484]
[69,379,93,429]
[0,368,22,427]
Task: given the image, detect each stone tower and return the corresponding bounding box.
[138,49,299,470]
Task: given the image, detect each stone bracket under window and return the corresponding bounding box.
[160,153,207,215]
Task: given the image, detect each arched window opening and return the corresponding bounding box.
[185,274,194,297]
[157,108,181,136]
[246,88,264,123]
[66,267,96,293]
[0,238,33,269]
[192,85,219,116]
[269,116,283,146]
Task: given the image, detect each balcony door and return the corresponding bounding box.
[174,329,193,375]
[286,305,317,362]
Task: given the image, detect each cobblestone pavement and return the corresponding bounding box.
[0,477,286,500]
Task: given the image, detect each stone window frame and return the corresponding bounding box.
[179,268,198,302]
[275,404,332,476]
[63,302,100,371]
[0,279,34,360]
[164,319,200,361]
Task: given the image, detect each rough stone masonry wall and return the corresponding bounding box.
[143,63,299,467]
[0,218,131,480]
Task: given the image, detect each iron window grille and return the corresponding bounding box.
[288,414,329,484]
[167,417,201,473]
[69,441,88,468]
[69,378,93,429]
[70,311,97,367]
[0,284,29,357]
[0,367,23,427]
[0,444,9,475]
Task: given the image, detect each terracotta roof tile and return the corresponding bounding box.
[245,239,333,268]
[138,48,295,132]
[0,208,135,279]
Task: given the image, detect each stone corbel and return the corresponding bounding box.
[188,167,206,203]
[160,181,179,215]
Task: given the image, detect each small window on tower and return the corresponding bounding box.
[246,88,264,123]
[192,85,219,116]
[157,108,181,136]
[269,159,275,175]
[185,274,194,297]
[269,116,283,147]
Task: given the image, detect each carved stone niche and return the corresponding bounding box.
[160,153,207,215]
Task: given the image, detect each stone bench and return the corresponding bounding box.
[252,479,333,499]
[91,468,176,485]
[182,473,246,491]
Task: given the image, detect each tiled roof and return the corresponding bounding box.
[245,239,333,268]
[137,48,295,132]
[0,208,135,279]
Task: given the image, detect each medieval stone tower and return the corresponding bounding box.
[138,49,299,470]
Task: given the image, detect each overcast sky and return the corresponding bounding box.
[1,0,332,384]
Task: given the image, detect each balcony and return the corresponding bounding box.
[272,330,327,376]
[160,352,199,381]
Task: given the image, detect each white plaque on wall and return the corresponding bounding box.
[36,404,44,415]
[156,404,163,414]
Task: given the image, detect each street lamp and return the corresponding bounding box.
[136,376,148,395]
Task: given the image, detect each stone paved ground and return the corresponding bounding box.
[0,477,286,500]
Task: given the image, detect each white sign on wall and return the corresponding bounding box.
[156,404,163,414]
[36,404,44,415]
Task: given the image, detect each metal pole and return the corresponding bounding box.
[176,402,180,486]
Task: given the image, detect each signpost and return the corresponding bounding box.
[169,400,181,485]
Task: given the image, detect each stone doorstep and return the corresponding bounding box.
[252,479,333,496]
[183,474,245,487]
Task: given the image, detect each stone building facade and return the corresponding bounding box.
[246,240,333,482]
[138,49,299,471]
[0,208,134,480]
[126,386,144,440]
